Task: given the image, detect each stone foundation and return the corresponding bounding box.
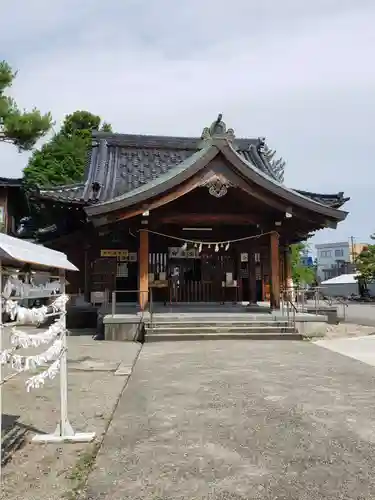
[296,321,328,338]
[103,315,144,341]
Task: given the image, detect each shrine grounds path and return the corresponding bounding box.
[84,340,375,500]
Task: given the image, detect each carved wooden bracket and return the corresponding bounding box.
[201,174,235,198]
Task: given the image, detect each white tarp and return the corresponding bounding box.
[0,233,78,271]
[321,273,358,285]
[320,273,360,297]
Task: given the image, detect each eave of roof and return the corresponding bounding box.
[222,144,348,220]
[294,189,350,209]
[35,183,86,204]
[0,177,23,187]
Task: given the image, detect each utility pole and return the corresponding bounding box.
[350,236,356,264]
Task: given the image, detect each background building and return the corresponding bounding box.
[350,242,368,263]
[0,177,28,235]
[315,239,369,282]
[315,241,352,282]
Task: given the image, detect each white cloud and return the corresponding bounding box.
[1,0,374,244]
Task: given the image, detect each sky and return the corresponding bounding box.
[1,0,374,248]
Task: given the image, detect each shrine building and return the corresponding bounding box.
[30,115,349,310]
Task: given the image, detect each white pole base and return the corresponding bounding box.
[32,431,96,444]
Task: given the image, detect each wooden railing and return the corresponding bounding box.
[171,282,213,303]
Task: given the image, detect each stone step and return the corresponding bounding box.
[145,332,303,342]
[146,315,275,321]
[145,320,290,328]
[145,325,296,334]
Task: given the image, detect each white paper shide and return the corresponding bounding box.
[1,294,68,389]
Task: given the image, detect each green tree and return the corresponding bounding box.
[23,110,112,188]
[0,60,52,151]
[290,242,316,286]
[355,239,374,284]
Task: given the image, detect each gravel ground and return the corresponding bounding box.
[1,334,141,500]
[324,323,375,339]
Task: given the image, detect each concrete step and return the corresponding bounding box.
[145,325,296,334]
[145,332,303,342]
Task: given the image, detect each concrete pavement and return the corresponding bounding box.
[344,302,375,326]
[316,335,375,367]
[84,340,375,499]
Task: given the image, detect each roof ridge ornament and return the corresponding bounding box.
[200,114,235,146]
[257,137,285,183]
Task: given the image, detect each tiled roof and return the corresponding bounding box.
[85,142,348,222]
[81,131,282,203]
[34,119,348,211]
[36,132,277,204]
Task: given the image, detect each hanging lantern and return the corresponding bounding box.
[181,242,188,250]
[225,242,230,251]
[208,244,211,249]
[194,243,198,248]
[220,243,224,248]
[198,243,203,253]
[215,244,219,252]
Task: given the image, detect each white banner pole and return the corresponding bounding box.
[32,268,95,443]
[58,269,74,437]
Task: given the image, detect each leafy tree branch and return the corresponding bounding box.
[290,242,316,286]
[23,110,112,188]
[0,60,53,151]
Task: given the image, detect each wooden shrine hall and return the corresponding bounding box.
[30,115,349,310]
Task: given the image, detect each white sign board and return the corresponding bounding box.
[90,291,106,303]
[240,253,248,262]
[168,247,200,259]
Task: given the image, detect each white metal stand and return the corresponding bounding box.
[32,269,95,444]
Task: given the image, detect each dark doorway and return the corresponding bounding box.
[116,261,138,302]
[256,279,263,301]
[169,251,237,302]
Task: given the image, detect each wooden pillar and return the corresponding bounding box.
[139,229,149,310]
[270,232,280,309]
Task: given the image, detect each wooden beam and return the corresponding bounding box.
[270,232,280,309]
[158,213,260,225]
[139,229,149,310]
